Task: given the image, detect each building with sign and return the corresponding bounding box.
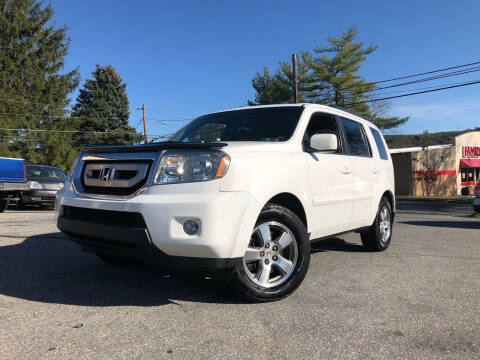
[390,131,480,196]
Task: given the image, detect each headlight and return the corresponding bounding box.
[153,150,230,184]
[30,181,43,190]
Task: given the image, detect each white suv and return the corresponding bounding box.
[56,104,395,301]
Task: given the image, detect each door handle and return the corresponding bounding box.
[341,166,352,175]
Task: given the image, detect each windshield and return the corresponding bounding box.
[169,106,304,143]
[27,166,66,180]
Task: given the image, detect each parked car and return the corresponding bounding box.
[17,165,66,209]
[56,104,395,301]
[0,157,30,213]
[474,181,480,213]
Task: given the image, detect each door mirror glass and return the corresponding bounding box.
[309,134,338,152]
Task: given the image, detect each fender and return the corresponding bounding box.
[220,150,313,257]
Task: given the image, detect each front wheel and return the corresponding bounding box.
[232,203,310,302]
[361,197,393,251]
[0,200,8,213]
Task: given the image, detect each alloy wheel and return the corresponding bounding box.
[243,221,298,288]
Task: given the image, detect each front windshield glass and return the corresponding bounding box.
[27,166,66,180]
[169,106,304,143]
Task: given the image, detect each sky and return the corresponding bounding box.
[50,0,480,138]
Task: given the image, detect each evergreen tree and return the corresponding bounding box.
[72,64,141,147]
[0,0,80,170]
[248,26,408,130]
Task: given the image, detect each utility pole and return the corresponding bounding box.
[138,104,148,143]
[292,54,299,103]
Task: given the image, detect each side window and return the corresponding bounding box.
[340,117,370,157]
[304,113,340,152]
[370,127,389,160]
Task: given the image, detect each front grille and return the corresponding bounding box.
[80,160,152,196]
[62,206,146,228]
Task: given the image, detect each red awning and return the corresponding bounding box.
[460,158,480,168]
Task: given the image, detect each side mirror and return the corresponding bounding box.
[309,133,338,152]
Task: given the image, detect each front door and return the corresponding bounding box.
[304,113,354,238]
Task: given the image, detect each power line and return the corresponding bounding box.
[345,79,480,105]
[0,112,126,121]
[0,128,115,134]
[147,117,192,122]
[370,60,480,85]
[310,65,480,98]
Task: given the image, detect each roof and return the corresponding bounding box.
[207,103,377,129]
[389,144,454,154]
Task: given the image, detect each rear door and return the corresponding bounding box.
[338,116,377,228]
[304,113,354,238]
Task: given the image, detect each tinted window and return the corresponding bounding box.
[370,127,389,160]
[304,113,340,151]
[341,117,370,157]
[169,107,304,143]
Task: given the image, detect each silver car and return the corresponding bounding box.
[17,165,66,209]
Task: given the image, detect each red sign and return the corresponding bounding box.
[462,146,480,158]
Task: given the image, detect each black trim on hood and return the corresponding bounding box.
[82,141,228,154]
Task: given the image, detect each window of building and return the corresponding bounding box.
[340,117,370,157]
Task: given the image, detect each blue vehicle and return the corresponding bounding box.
[0,157,30,212]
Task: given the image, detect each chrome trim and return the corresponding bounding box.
[83,162,149,188]
[72,151,161,200]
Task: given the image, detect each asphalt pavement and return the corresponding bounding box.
[0,202,479,359]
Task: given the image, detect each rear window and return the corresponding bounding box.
[370,127,389,160]
[340,117,370,157]
[169,107,304,143]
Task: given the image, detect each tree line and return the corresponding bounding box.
[248,26,408,130]
[0,0,140,170]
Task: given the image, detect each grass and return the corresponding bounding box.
[472,212,480,219]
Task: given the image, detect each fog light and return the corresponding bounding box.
[183,220,199,235]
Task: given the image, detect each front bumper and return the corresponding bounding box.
[56,182,261,270]
[23,189,57,204]
[0,182,29,200]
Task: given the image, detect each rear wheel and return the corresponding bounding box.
[232,203,310,302]
[361,197,393,251]
[0,200,8,213]
[96,253,139,266]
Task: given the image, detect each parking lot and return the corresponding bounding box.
[0,202,479,360]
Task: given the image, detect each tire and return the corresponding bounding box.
[16,200,25,210]
[96,253,139,266]
[0,200,8,213]
[232,203,310,302]
[361,196,393,251]
[474,205,480,213]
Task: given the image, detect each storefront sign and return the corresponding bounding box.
[462,146,480,158]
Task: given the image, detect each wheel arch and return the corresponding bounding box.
[382,190,395,219]
[264,192,308,231]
